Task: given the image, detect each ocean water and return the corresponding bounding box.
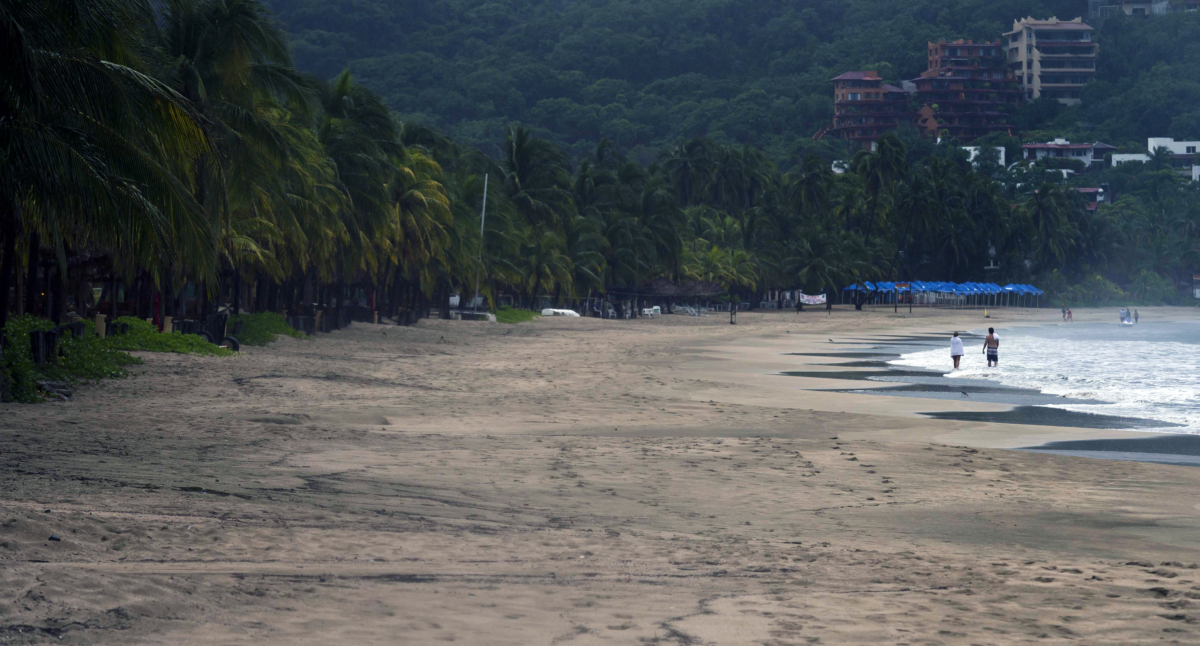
[889,320,1200,433]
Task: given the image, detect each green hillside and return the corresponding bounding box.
[264,0,1200,159]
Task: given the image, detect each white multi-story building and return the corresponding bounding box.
[1111,138,1200,181]
[1147,137,1200,156]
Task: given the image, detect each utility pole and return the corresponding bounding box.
[472,174,488,313]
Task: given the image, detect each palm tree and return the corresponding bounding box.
[851,133,908,246]
[151,0,312,313]
[661,138,717,207]
[1022,183,1079,271]
[502,125,574,232]
[1,0,215,330]
[562,213,606,299]
[521,230,573,309]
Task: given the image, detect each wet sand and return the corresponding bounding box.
[4,305,1200,644]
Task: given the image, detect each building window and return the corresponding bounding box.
[1188,146,1197,154]
[849,93,862,101]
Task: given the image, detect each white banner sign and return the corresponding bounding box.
[799,293,826,305]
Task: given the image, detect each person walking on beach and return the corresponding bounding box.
[950,332,965,370]
[1067,308,1073,322]
[1061,306,1066,321]
[1135,309,1139,324]
[983,327,999,367]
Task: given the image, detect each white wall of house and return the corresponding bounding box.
[1146,138,1200,155]
[1111,153,1150,167]
[963,146,1006,167]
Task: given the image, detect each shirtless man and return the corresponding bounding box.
[983,327,999,367]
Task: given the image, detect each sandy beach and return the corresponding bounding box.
[5,306,1200,644]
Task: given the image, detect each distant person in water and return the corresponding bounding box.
[1067,308,1073,322]
[1061,306,1067,321]
[983,327,999,367]
[1135,309,1139,324]
[950,332,964,369]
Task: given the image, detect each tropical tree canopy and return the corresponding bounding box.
[3,0,1200,337]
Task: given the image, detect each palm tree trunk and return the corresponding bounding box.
[303,271,315,316]
[232,271,241,315]
[0,209,18,332]
[24,231,38,316]
[439,282,451,320]
[163,271,174,319]
[284,277,296,316]
[50,261,64,325]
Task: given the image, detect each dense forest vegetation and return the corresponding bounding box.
[1,0,1199,400]
[264,0,1200,159]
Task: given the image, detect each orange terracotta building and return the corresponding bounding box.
[828,71,914,151]
[912,39,1023,141]
[827,40,1023,149]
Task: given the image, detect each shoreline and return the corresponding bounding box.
[4,305,1200,643]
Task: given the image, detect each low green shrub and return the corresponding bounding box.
[1127,270,1175,305]
[0,314,141,403]
[495,306,541,324]
[1,315,52,402]
[228,312,307,346]
[105,317,233,356]
[1059,274,1127,306]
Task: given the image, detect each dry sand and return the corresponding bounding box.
[4,305,1200,644]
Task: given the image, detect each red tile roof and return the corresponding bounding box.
[830,71,881,81]
[1023,142,1115,150]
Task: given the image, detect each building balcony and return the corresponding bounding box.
[1036,48,1098,56]
[829,129,896,141]
[834,99,910,105]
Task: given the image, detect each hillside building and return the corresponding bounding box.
[1074,187,1108,211]
[1022,138,1115,167]
[1004,17,1098,105]
[912,39,1022,141]
[1112,138,1200,181]
[1090,0,1200,19]
[828,70,914,150]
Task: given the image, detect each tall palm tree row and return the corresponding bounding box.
[4,0,1197,333]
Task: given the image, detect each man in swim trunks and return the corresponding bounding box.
[983,327,999,367]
